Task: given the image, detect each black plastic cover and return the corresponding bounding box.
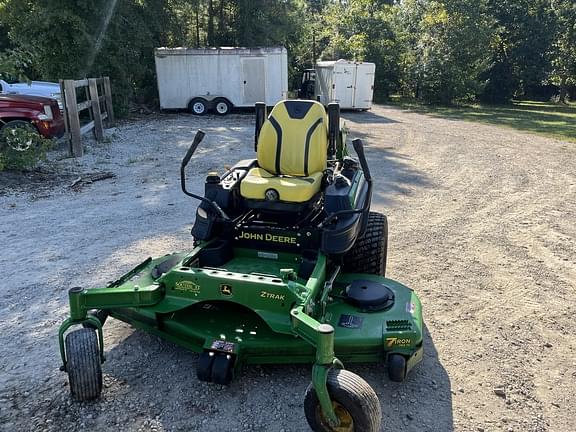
[345,279,395,312]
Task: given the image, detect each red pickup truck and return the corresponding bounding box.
[0,94,64,138]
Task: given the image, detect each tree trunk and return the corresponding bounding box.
[195,7,200,48]
[207,0,214,46]
[218,0,225,44]
[559,75,568,104]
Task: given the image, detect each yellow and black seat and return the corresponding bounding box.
[240,100,328,204]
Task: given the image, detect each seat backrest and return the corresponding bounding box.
[257,100,328,177]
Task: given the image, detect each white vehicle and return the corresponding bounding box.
[154,46,288,115]
[0,79,62,108]
[299,60,376,110]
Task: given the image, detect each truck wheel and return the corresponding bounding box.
[64,328,103,401]
[213,98,232,116]
[1,120,38,151]
[304,369,381,432]
[188,98,208,115]
[343,212,388,277]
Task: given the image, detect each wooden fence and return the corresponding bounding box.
[59,77,115,157]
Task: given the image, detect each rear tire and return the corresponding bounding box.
[343,212,388,276]
[188,98,208,115]
[304,369,381,432]
[65,328,102,401]
[213,98,232,116]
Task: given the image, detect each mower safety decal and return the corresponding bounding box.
[210,340,235,353]
[174,280,200,295]
[338,314,364,329]
[386,337,412,348]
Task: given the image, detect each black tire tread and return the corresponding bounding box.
[304,369,381,432]
[65,328,102,401]
[344,212,388,276]
[387,353,407,383]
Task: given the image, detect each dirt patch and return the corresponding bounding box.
[1,108,574,431]
[0,168,78,197]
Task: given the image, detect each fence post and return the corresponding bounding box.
[63,79,83,157]
[59,79,70,144]
[88,78,104,141]
[103,77,115,126]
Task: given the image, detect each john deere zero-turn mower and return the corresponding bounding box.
[58,100,423,431]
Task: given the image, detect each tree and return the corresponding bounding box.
[481,0,556,102]
[319,0,402,100]
[549,0,576,103]
[397,0,494,104]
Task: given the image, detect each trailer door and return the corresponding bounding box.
[241,57,266,105]
[353,64,376,109]
[333,63,356,108]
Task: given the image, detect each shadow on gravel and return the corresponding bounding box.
[341,111,432,208]
[361,144,431,208]
[344,110,401,124]
[90,323,452,431]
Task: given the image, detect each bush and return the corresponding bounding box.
[0,125,54,171]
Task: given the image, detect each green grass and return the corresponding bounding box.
[389,98,576,143]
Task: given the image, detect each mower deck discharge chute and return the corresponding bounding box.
[58,100,423,431]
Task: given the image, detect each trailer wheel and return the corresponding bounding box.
[65,328,102,401]
[304,369,381,432]
[188,98,208,115]
[213,98,232,116]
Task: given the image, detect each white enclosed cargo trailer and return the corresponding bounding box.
[314,60,375,110]
[154,46,288,115]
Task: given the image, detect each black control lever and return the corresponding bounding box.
[180,130,230,221]
[352,138,372,182]
[182,130,205,169]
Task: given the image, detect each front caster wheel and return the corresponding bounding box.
[387,353,407,382]
[211,353,235,385]
[304,369,381,432]
[197,351,215,382]
[64,328,102,401]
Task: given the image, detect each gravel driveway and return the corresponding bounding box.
[1,105,574,431]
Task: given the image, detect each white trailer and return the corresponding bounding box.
[154,46,288,115]
[313,60,376,110]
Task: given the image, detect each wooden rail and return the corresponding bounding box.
[59,77,115,157]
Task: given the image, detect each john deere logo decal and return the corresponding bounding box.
[220,284,232,296]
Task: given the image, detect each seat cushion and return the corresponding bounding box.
[240,167,323,203]
[257,100,328,177]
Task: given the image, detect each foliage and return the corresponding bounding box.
[548,0,576,103]
[0,126,54,171]
[396,0,494,104]
[0,0,573,109]
[319,0,401,100]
